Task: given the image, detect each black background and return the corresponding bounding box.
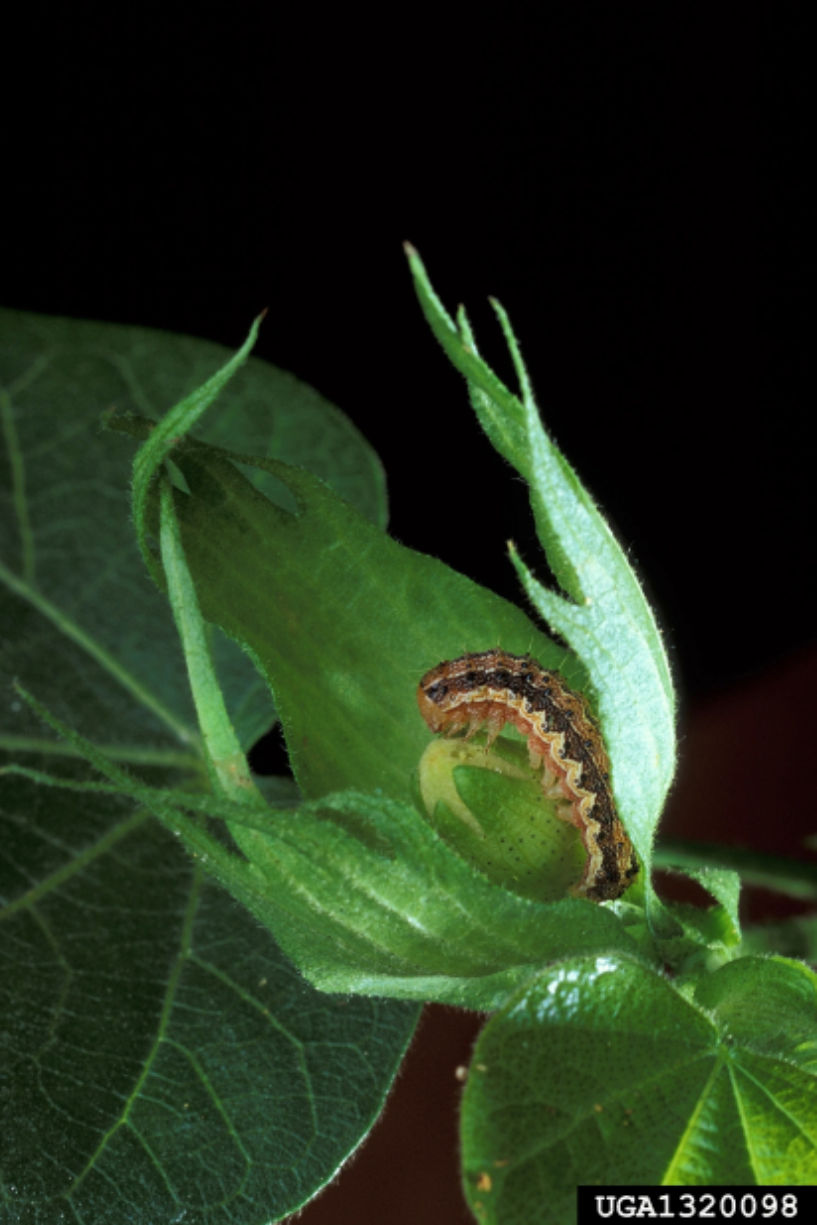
[6,9,811,698]
[4,9,813,1223]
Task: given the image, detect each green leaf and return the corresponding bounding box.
[655,838,817,902]
[692,955,817,1071]
[461,954,817,1222]
[405,248,677,928]
[738,915,817,963]
[1,309,414,1222]
[1,307,385,757]
[0,765,417,1224]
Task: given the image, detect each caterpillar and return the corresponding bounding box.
[417,650,638,901]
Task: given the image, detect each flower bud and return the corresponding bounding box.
[417,734,587,902]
